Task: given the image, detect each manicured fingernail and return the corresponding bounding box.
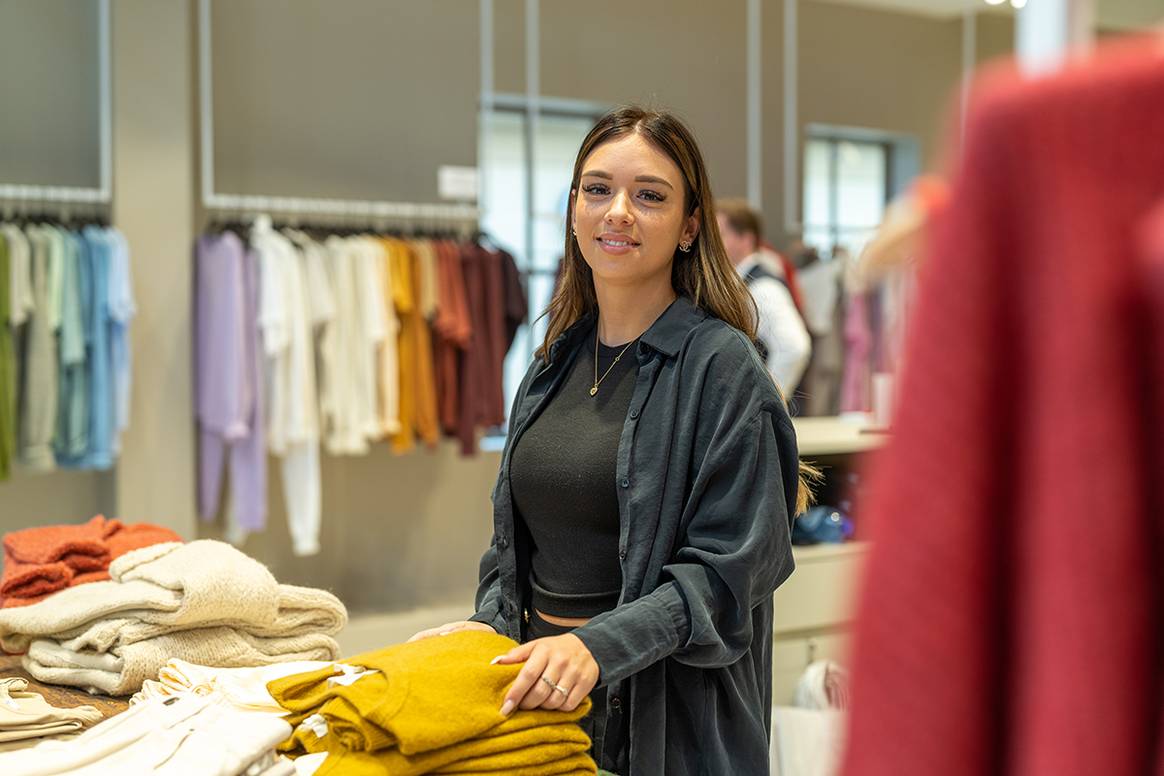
[500,699,515,716]
[489,655,503,665]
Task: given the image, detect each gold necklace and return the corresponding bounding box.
[591,331,636,397]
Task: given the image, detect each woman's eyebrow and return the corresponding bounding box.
[580,170,674,190]
[634,175,674,190]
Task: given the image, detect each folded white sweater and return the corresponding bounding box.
[24,629,342,696]
[0,541,346,653]
[130,659,361,713]
[0,692,292,776]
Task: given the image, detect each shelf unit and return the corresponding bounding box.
[770,415,883,703]
[792,415,889,456]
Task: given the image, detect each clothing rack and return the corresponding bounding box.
[203,194,478,224]
[0,186,110,205]
[0,186,112,225]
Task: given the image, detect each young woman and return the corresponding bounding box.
[412,106,807,775]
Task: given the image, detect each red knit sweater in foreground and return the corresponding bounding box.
[842,41,1164,776]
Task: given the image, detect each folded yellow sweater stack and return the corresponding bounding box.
[268,631,597,776]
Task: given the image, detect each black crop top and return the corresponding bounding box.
[508,326,638,619]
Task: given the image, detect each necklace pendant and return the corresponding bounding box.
[589,385,598,397]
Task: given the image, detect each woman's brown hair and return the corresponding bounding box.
[541,105,816,514]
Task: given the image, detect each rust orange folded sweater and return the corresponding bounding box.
[0,516,181,607]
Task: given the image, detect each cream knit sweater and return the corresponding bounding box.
[0,541,347,653]
[25,629,341,696]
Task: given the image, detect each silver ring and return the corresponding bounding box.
[540,675,569,697]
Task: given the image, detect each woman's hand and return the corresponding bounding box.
[492,634,599,715]
[406,620,496,642]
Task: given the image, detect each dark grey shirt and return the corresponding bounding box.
[471,295,798,776]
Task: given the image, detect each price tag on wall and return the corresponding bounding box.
[438,166,479,202]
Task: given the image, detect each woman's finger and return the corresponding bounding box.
[537,659,572,711]
[492,640,535,665]
[518,666,557,710]
[560,663,599,713]
[500,647,547,716]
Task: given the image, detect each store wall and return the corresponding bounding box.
[210,0,479,203]
[110,0,198,538]
[1,0,1014,614]
[0,0,101,188]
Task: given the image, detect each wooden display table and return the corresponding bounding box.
[0,654,129,720]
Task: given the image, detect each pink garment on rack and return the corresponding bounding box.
[839,292,872,413]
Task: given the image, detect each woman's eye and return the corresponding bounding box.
[582,184,610,196]
[639,190,665,203]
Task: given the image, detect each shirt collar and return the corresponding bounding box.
[640,295,707,358]
[547,295,707,364]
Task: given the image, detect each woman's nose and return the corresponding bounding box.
[605,190,634,226]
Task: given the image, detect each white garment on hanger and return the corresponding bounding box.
[319,237,388,455]
[252,217,324,556]
[796,259,844,337]
[771,707,845,776]
[2,225,34,325]
[370,238,401,436]
[353,237,392,441]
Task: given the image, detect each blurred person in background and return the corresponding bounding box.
[717,199,812,394]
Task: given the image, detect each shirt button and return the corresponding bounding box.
[620,477,630,489]
[618,549,627,560]
[629,408,639,420]
[498,536,509,549]
[609,696,621,710]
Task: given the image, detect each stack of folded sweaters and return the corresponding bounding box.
[0,515,181,607]
[271,630,597,776]
[0,540,347,696]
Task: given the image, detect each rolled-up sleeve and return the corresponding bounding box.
[575,410,796,686]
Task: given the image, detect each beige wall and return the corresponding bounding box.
[0,0,1013,614]
[0,0,101,188]
[210,0,479,203]
[111,0,197,538]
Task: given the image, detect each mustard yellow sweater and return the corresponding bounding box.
[267,631,596,775]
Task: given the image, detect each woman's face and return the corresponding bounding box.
[572,133,700,290]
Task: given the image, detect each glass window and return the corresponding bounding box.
[802,135,889,258]
[481,104,601,441]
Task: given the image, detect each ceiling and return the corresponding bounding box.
[813,0,1164,30]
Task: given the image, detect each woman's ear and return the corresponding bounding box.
[682,206,702,244]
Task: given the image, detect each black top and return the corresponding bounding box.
[509,323,638,618]
[471,296,798,776]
